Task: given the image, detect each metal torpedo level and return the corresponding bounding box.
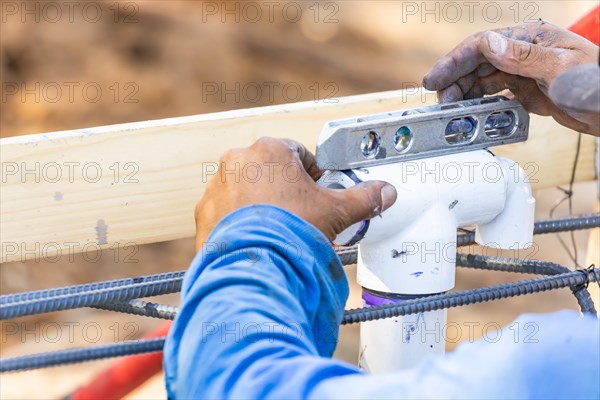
[316,96,535,373]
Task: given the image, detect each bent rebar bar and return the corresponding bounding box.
[456,254,597,314]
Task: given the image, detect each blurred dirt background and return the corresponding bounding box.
[1,1,599,398]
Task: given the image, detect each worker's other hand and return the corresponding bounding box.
[422,21,600,136]
[194,137,397,251]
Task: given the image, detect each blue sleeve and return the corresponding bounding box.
[163,205,361,399]
[163,205,600,400]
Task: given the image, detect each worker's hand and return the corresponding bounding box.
[422,21,600,136]
[194,137,397,251]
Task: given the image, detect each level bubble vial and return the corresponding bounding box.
[445,117,477,144]
[394,126,412,153]
[485,112,516,138]
[360,131,381,158]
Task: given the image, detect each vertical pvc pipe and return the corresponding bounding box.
[359,291,446,373]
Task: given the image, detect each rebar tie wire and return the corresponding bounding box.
[92,299,179,320]
[1,267,598,373]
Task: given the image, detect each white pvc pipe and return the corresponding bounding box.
[359,295,446,372]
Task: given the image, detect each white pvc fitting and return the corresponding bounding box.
[318,149,535,373]
[475,156,536,248]
[320,150,535,294]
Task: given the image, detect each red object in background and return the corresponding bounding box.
[68,322,171,400]
[68,5,600,400]
[568,5,600,45]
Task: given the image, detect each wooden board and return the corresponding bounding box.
[0,89,597,263]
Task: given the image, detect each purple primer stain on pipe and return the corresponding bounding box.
[411,271,424,278]
[362,290,405,307]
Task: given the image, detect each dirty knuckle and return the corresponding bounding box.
[513,42,534,62]
[470,30,487,46]
[255,136,279,148]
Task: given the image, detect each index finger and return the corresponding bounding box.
[280,138,324,181]
[423,25,537,91]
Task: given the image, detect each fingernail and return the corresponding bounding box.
[486,32,508,55]
[439,86,461,103]
[422,75,432,89]
[380,184,397,211]
[423,73,442,91]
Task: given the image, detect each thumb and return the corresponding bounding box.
[337,181,397,227]
[481,31,555,84]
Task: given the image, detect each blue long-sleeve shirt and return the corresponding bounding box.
[164,205,600,399]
